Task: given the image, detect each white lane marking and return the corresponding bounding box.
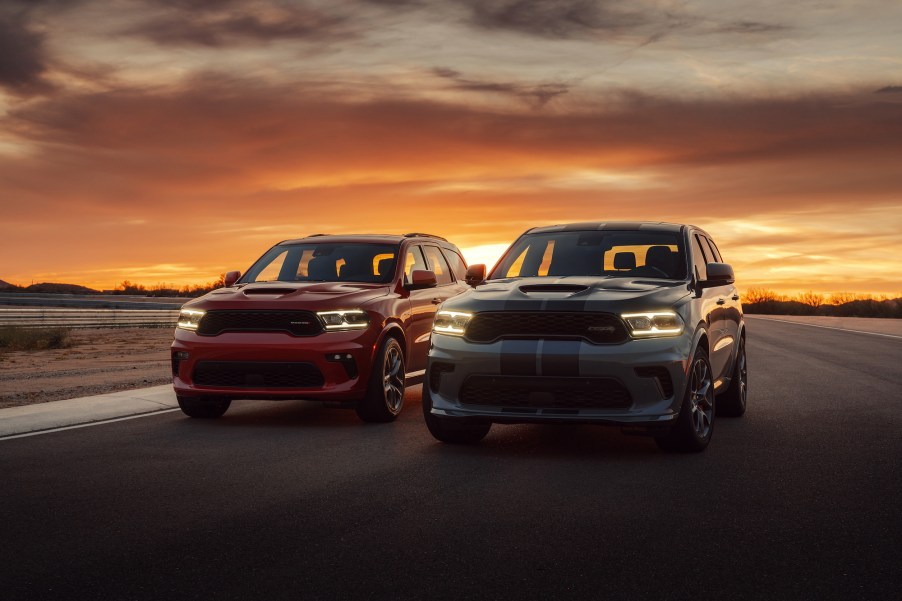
[747,316,902,340]
[405,369,426,378]
[0,408,181,441]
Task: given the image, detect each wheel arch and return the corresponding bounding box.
[376,320,408,360]
[691,323,710,362]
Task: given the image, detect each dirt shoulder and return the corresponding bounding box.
[0,328,174,409]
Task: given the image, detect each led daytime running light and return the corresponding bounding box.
[433,310,474,336]
[316,310,369,330]
[621,311,684,337]
[177,308,206,331]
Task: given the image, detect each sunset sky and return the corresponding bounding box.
[1,0,900,296]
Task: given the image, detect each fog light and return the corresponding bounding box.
[429,362,455,393]
[326,353,358,379]
[171,351,190,377]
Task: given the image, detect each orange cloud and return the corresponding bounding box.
[2,76,901,293]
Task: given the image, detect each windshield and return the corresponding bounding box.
[241,243,399,284]
[490,231,687,280]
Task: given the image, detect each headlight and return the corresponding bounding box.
[177,308,205,331]
[433,310,474,336]
[317,310,369,331]
[621,311,684,337]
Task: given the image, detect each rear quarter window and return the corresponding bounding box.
[692,234,709,280]
[423,245,453,285]
[440,248,468,281]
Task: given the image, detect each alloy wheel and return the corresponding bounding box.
[737,343,748,409]
[689,357,714,439]
[383,344,404,413]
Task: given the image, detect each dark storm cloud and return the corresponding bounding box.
[462,0,647,39]
[0,14,50,92]
[716,20,790,34]
[359,0,425,6]
[875,85,902,94]
[0,0,96,94]
[431,67,568,108]
[126,2,351,47]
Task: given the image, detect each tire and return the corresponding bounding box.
[655,347,715,453]
[422,384,490,444]
[177,395,231,419]
[356,337,405,423]
[717,336,747,417]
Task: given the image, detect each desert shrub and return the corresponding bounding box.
[0,326,73,350]
[797,291,825,308]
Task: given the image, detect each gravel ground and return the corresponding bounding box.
[0,328,174,409]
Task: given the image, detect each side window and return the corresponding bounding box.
[404,246,428,284]
[692,234,709,281]
[704,236,723,263]
[441,248,467,281]
[505,247,528,277]
[505,239,555,277]
[423,245,453,285]
[255,249,289,282]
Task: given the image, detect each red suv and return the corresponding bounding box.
[171,233,470,422]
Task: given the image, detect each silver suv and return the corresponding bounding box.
[423,222,747,452]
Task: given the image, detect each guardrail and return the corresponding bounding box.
[0,294,184,310]
[0,308,180,329]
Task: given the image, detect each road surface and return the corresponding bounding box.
[2,317,900,600]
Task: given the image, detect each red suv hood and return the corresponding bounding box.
[183,282,392,312]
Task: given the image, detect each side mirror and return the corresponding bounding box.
[224,271,241,287]
[465,264,486,287]
[406,269,437,290]
[700,263,735,288]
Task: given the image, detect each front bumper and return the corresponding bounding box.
[171,327,380,401]
[426,334,692,425]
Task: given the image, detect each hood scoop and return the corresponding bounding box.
[519,284,589,294]
[242,287,297,296]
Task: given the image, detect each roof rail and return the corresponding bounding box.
[403,232,447,241]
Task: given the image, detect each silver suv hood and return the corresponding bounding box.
[443,276,692,314]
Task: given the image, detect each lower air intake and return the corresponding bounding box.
[459,375,631,409]
[193,361,325,389]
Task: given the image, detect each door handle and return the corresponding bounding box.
[716,298,726,305]
[731,294,740,301]
[431,298,442,305]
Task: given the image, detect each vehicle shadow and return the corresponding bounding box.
[170,385,732,461]
[427,421,666,461]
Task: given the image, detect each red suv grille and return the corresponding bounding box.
[196,310,323,337]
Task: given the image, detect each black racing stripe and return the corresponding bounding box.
[500,340,539,375]
[503,299,545,311]
[544,297,589,311]
[540,341,582,376]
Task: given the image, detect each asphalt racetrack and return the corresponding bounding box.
[2,317,900,600]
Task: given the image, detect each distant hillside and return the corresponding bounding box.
[0,279,17,290]
[23,282,101,294]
